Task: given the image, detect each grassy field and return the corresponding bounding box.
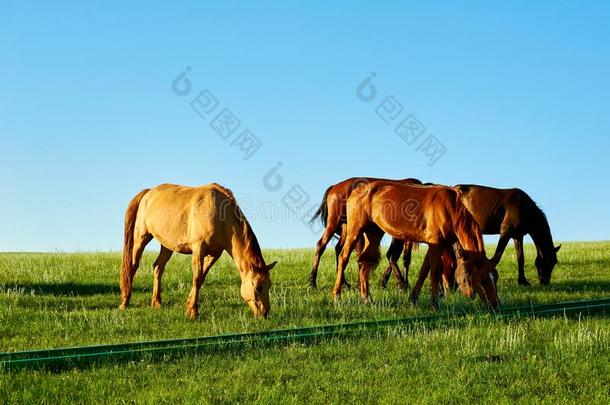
[0,241,609,403]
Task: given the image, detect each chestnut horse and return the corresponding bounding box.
[119,183,276,319]
[409,246,458,305]
[455,184,560,285]
[309,177,421,290]
[334,181,500,309]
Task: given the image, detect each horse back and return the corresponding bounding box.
[354,181,455,243]
[455,184,525,234]
[138,184,233,253]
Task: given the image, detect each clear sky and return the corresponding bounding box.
[1,1,609,251]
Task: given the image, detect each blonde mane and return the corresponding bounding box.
[210,183,266,270]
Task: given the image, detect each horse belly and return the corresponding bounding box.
[373,216,422,243]
[145,211,193,254]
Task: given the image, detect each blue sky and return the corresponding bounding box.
[1,1,609,251]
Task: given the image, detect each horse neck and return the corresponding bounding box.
[528,216,555,258]
[228,220,265,275]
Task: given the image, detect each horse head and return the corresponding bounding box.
[535,244,561,285]
[240,261,276,318]
[454,244,500,309]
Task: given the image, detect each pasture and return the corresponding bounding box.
[1,241,609,403]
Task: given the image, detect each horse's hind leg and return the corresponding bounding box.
[309,226,336,288]
[120,230,152,308]
[380,238,407,291]
[151,246,173,308]
[402,241,414,289]
[186,248,220,319]
[441,248,457,292]
[337,224,352,290]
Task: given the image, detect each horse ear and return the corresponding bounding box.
[266,261,277,271]
[555,245,562,253]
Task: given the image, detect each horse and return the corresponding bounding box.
[309,177,421,290]
[409,246,458,304]
[455,184,560,285]
[334,181,500,309]
[119,183,276,319]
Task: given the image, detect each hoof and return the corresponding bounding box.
[518,278,531,286]
[332,292,341,304]
[308,274,317,289]
[185,307,198,320]
[398,282,409,292]
[118,302,128,310]
[409,294,419,305]
[151,300,162,309]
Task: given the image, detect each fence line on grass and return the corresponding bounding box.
[2,298,609,370]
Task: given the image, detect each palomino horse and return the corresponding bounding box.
[455,185,560,285]
[119,183,276,319]
[334,181,500,309]
[309,177,421,290]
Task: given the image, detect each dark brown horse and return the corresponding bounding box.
[334,181,500,309]
[309,177,421,290]
[455,184,560,285]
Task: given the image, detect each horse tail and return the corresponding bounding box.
[120,188,150,299]
[310,186,331,226]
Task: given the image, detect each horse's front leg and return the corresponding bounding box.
[186,250,219,319]
[513,235,529,286]
[356,229,382,303]
[358,262,376,304]
[409,250,430,305]
[491,233,511,266]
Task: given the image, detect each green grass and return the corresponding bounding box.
[1,242,609,403]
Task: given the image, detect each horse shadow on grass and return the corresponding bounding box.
[0,282,147,296]
[546,279,610,294]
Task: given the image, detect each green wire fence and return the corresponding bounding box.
[1,298,609,370]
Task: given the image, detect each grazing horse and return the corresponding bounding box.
[409,246,458,304]
[119,183,276,319]
[334,181,500,309]
[455,184,560,285]
[309,177,421,290]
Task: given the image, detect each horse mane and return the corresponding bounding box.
[518,189,556,258]
[210,183,266,270]
[452,193,484,252]
[519,190,550,230]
